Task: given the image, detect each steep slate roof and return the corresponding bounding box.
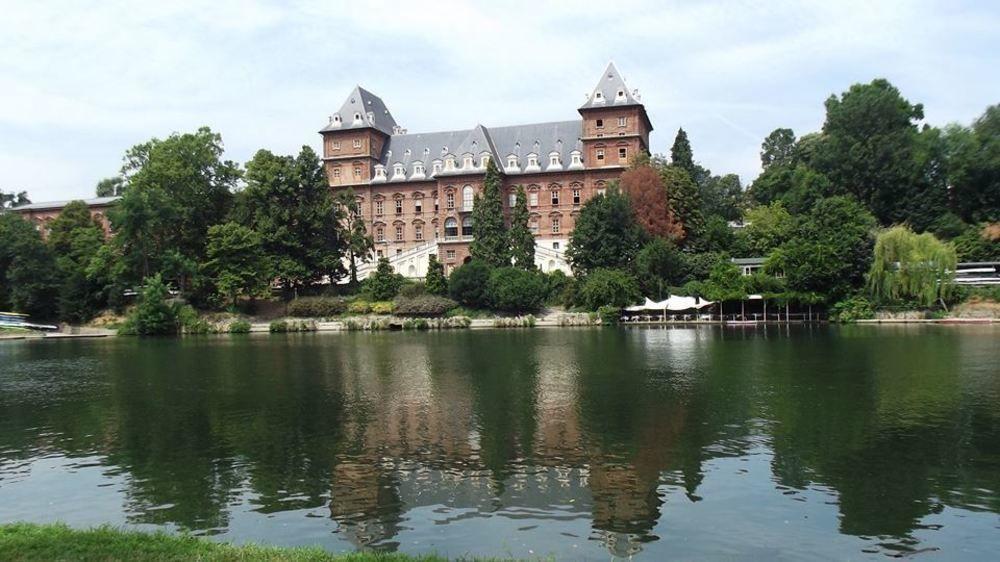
[579,62,642,110]
[377,120,584,181]
[320,86,398,136]
[13,196,120,211]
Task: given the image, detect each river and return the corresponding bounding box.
[1,325,998,560]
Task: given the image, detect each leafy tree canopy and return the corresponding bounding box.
[566,184,645,275]
[619,164,683,240]
[508,185,536,270]
[867,226,957,307]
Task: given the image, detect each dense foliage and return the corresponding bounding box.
[485,267,546,312]
[448,260,491,307]
[470,160,510,267]
[867,226,957,306]
[566,186,645,275]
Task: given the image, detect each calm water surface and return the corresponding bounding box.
[1,326,999,560]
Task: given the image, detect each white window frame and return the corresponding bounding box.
[618,116,627,127]
[529,192,538,207]
[353,139,362,149]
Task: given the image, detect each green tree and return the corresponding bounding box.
[951,223,1000,262]
[578,269,641,310]
[768,196,877,302]
[632,238,686,300]
[425,254,448,296]
[95,177,125,197]
[944,105,1000,223]
[670,128,695,176]
[761,128,796,170]
[660,165,703,244]
[566,185,645,275]
[740,202,794,256]
[700,173,743,222]
[364,258,404,301]
[336,189,374,285]
[812,79,933,225]
[485,267,546,312]
[238,146,346,294]
[867,226,957,306]
[204,222,272,308]
[47,201,107,322]
[702,261,748,303]
[113,127,239,293]
[448,260,491,308]
[508,185,536,270]
[470,160,509,267]
[0,213,59,318]
[122,274,180,336]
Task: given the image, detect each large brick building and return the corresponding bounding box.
[320,63,651,277]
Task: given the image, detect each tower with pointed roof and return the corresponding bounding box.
[578,62,653,171]
[318,64,653,279]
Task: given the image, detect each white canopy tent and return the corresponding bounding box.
[625,296,715,313]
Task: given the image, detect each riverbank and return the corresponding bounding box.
[0,523,459,561]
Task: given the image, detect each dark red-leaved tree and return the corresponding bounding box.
[620,165,684,241]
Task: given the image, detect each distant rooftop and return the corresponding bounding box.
[13,196,120,212]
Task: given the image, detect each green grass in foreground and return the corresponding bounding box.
[0,523,457,562]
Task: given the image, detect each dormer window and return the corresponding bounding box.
[353,112,362,123]
[463,154,474,169]
[445,156,456,171]
[413,162,425,176]
[479,154,490,168]
[432,161,442,175]
[526,154,539,169]
[616,89,626,102]
[507,155,518,170]
[373,165,387,181]
[392,163,405,179]
[549,153,560,167]
[570,151,582,168]
[594,91,603,102]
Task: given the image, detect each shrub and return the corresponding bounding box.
[493,315,536,328]
[229,320,251,334]
[269,320,288,333]
[543,270,571,305]
[486,267,546,312]
[578,269,641,311]
[393,295,458,317]
[120,275,180,336]
[364,258,405,301]
[449,260,491,307]
[830,296,875,323]
[597,305,621,325]
[371,301,394,314]
[347,300,371,314]
[425,255,448,296]
[287,296,349,318]
[398,282,426,298]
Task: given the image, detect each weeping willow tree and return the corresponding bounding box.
[867,226,957,306]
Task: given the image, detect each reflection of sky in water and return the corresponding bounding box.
[1,326,999,560]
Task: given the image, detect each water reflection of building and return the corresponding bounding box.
[324,330,703,556]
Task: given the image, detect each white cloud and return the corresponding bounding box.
[1,0,997,200]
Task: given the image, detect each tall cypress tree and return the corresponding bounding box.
[509,185,535,269]
[470,159,509,267]
[671,128,695,176]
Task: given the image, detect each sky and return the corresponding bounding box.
[1,0,998,202]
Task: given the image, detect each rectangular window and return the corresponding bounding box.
[414,200,422,214]
[509,193,517,207]
[446,250,456,260]
[596,149,605,162]
[434,198,439,212]
[354,167,362,178]
[446,193,455,209]
[529,220,539,234]
[395,225,403,241]
[333,168,341,178]
[552,241,560,250]
[596,118,604,128]
[376,249,384,258]
[529,192,538,207]
[376,227,385,242]
[551,216,561,234]
[551,191,559,205]
[395,199,403,214]
[332,141,341,150]
[353,139,362,149]
[375,200,384,215]
[619,147,628,162]
[572,189,581,205]
[618,116,627,127]
[415,225,423,241]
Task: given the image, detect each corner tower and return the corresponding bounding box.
[578,62,652,169]
[320,86,398,188]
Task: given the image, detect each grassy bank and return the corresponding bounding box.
[0,523,461,562]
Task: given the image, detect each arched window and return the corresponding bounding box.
[444,217,458,239]
[462,185,474,211]
[461,216,473,237]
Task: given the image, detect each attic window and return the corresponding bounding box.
[527,155,538,168]
[463,155,473,169]
[333,115,341,123]
[480,154,490,167]
[616,89,625,101]
[594,91,603,100]
[571,152,581,166]
[353,112,362,121]
[549,153,560,167]
[507,155,518,169]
